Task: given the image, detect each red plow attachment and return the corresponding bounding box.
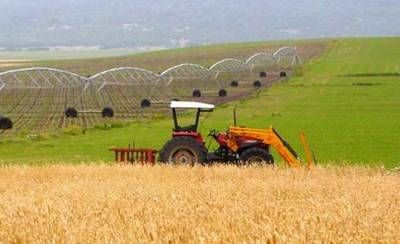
[110,147,158,165]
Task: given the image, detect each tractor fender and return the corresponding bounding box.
[172,131,204,144]
[237,143,269,154]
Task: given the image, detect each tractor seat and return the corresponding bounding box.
[174,125,197,132]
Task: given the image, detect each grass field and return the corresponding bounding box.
[0,37,399,168]
[0,165,398,242]
[0,37,399,243]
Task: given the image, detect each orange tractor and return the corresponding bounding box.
[159,101,314,167]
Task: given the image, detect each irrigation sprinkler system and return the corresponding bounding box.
[0,47,301,133]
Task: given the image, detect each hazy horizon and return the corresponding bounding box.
[0,0,399,49]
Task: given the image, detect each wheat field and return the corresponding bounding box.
[0,165,398,243]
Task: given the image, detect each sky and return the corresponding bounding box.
[0,0,399,49]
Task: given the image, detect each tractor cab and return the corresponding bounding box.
[170,101,214,143]
[157,101,215,165]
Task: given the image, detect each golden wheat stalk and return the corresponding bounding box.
[0,165,398,243]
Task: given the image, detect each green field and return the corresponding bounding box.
[0,37,399,168]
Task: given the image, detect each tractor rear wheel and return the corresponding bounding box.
[240,147,274,166]
[159,137,207,165]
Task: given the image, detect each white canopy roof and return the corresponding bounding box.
[170,101,215,109]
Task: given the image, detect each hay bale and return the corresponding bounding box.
[192,89,202,98]
[0,116,12,130]
[218,89,227,97]
[102,107,114,118]
[141,99,151,108]
[230,81,239,87]
[65,107,78,118]
[253,80,262,88]
[259,71,267,78]
[280,71,287,77]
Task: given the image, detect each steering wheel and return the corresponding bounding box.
[208,129,218,138]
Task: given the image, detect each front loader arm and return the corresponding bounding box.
[226,126,302,168]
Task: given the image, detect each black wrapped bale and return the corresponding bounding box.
[218,89,227,97]
[280,71,287,77]
[253,80,262,88]
[102,107,114,118]
[0,116,12,130]
[259,71,267,78]
[192,89,202,97]
[141,99,151,108]
[65,107,78,118]
[230,80,239,87]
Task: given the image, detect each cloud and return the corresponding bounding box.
[47,25,73,32]
[170,38,191,47]
[173,26,191,33]
[278,29,300,35]
[122,23,153,32]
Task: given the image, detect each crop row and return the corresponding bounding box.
[0,48,299,134]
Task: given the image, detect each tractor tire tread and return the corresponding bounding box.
[159,136,207,164]
[240,147,274,165]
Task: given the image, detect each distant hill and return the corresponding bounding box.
[0,0,399,49]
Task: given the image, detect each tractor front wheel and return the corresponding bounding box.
[240,148,274,166]
[159,137,207,165]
